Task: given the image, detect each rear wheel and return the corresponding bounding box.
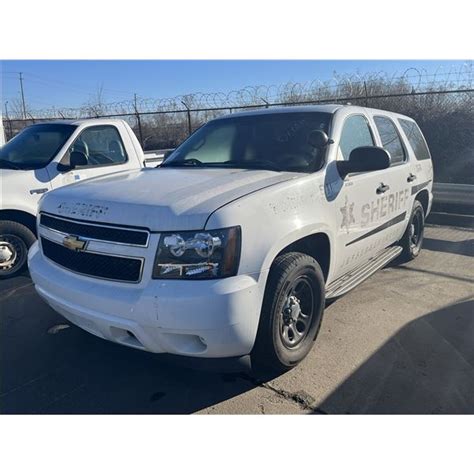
[399,200,425,262]
[252,252,325,373]
[0,221,36,279]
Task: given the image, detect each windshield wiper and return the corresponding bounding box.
[161,159,282,172]
[0,159,22,170]
[161,160,203,168]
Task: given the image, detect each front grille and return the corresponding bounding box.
[40,213,149,246]
[41,238,143,283]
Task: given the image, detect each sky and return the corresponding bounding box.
[0,60,470,114]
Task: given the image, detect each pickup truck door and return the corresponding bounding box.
[46,123,139,188]
[330,113,406,279]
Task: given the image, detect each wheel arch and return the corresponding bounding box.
[0,210,37,236]
[415,189,429,216]
[274,232,331,282]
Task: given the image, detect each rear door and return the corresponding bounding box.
[369,113,413,243]
[397,118,434,209]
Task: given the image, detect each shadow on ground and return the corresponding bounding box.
[0,300,265,414]
[318,299,474,414]
[0,273,285,414]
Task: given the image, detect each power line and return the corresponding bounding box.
[3,70,135,99]
[23,72,135,96]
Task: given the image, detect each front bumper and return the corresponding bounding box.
[28,242,267,358]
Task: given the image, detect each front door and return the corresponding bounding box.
[330,113,403,278]
[47,124,133,189]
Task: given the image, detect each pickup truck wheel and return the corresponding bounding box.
[252,252,325,373]
[398,200,425,262]
[0,221,36,279]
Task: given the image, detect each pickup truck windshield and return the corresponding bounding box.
[162,112,332,172]
[0,123,77,170]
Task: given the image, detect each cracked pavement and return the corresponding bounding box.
[1,224,473,414]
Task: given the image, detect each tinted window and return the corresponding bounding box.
[374,116,406,165]
[67,125,127,167]
[0,124,76,169]
[163,112,332,172]
[339,115,374,160]
[399,119,431,160]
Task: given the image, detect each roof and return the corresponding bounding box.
[213,104,417,123]
[30,118,126,126]
[214,104,343,120]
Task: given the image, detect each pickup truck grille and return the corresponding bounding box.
[41,238,143,283]
[40,213,149,246]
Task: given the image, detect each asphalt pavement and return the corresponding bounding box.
[1,224,473,414]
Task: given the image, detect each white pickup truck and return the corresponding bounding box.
[28,105,434,372]
[0,118,161,278]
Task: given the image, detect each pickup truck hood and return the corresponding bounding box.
[40,167,300,231]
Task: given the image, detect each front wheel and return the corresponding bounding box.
[252,252,325,373]
[0,221,36,279]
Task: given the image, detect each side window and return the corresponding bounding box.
[399,119,431,160]
[68,125,128,167]
[339,115,374,160]
[374,116,406,165]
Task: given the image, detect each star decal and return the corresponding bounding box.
[340,195,355,232]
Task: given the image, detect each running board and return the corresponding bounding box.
[325,246,402,299]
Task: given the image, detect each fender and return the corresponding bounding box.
[1,200,38,218]
[206,172,336,280]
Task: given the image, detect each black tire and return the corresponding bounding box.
[252,252,325,373]
[398,200,425,262]
[0,221,36,279]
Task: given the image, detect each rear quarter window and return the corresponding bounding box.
[398,119,431,161]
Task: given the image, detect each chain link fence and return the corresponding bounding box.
[3,65,473,183]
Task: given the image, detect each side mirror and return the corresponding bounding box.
[308,130,332,149]
[57,151,88,172]
[337,146,390,178]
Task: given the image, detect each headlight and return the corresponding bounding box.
[152,226,241,279]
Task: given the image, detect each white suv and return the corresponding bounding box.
[28,105,433,371]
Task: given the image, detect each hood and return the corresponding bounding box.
[39,167,300,230]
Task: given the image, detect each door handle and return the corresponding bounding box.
[407,173,417,182]
[376,183,390,194]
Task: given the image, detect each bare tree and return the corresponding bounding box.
[84,84,106,117]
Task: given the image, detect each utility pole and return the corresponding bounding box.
[133,93,144,147]
[180,100,192,136]
[4,101,13,139]
[19,72,27,119]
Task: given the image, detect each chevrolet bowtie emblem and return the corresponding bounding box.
[62,235,87,252]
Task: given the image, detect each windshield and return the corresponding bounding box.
[0,124,77,170]
[162,112,332,172]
